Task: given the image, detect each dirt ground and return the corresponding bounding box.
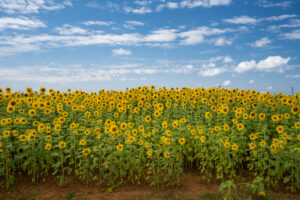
[1,171,299,200]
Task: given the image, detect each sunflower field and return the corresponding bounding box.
[0,86,299,193]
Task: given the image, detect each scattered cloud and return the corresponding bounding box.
[167,2,179,9]
[214,37,232,46]
[233,56,291,73]
[124,6,152,14]
[124,20,144,29]
[223,14,295,26]
[257,0,292,8]
[223,15,259,24]
[264,14,296,22]
[0,17,46,31]
[249,80,255,84]
[285,74,300,79]
[179,26,226,45]
[82,21,114,26]
[155,4,165,11]
[198,67,227,76]
[55,24,87,35]
[250,37,271,47]
[282,29,300,40]
[0,0,72,14]
[86,1,119,11]
[145,29,177,42]
[223,80,231,86]
[266,86,272,90]
[112,48,132,56]
[180,0,231,8]
[134,0,153,6]
[268,19,300,32]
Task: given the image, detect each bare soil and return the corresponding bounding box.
[1,171,299,200]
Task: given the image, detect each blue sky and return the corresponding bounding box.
[0,0,300,93]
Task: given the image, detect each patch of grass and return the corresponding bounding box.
[64,191,75,200]
[198,192,220,200]
[143,192,156,199]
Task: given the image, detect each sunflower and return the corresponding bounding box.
[291,106,299,115]
[6,106,14,113]
[58,141,66,149]
[200,136,206,143]
[231,143,239,151]
[83,148,91,156]
[54,124,61,132]
[164,151,170,159]
[39,87,46,94]
[276,125,284,134]
[28,109,37,117]
[249,142,256,149]
[116,143,123,151]
[163,137,170,145]
[19,134,27,142]
[79,139,87,146]
[172,120,179,128]
[224,141,230,149]
[3,130,10,137]
[162,121,168,128]
[144,115,151,122]
[165,130,171,136]
[249,111,257,119]
[259,113,265,120]
[236,123,244,131]
[223,124,230,132]
[147,150,153,157]
[205,112,212,119]
[178,138,186,145]
[84,129,91,136]
[249,133,256,140]
[45,143,51,151]
[295,122,300,129]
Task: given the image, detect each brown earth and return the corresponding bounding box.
[1,171,299,200]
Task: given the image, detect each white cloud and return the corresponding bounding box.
[233,56,291,73]
[286,74,300,79]
[112,48,132,56]
[82,21,114,26]
[145,29,177,42]
[264,14,296,22]
[124,6,151,14]
[234,60,256,73]
[256,56,290,72]
[0,17,46,31]
[223,15,259,24]
[167,2,178,9]
[134,0,152,6]
[282,29,300,40]
[55,24,87,35]
[223,80,231,86]
[125,21,144,26]
[258,0,292,8]
[179,26,226,45]
[198,67,226,76]
[155,4,165,11]
[250,37,271,47]
[266,86,272,90]
[124,20,144,29]
[214,37,232,46]
[0,0,72,14]
[180,0,231,8]
[249,80,254,84]
[223,56,233,63]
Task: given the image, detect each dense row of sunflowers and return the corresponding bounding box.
[0,86,299,192]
